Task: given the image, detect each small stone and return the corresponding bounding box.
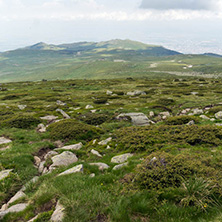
[192,108,204,115]
[54,142,83,151]
[106,145,111,149]
[34,156,41,167]
[58,164,83,176]
[18,105,27,110]
[159,112,171,117]
[106,90,113,95]
[126,90,146,96]
[56,100,66,106]
[90,109,97,113]
[98,137,112,145]
[92,139,97,145]
[89,173,95,178]
[116,113,150,126]
[200,115,210,120]
[37,124,46,133]
[91,149,102,157]
[38,161,46,174]
[149,111,154,117]
[210,118,215,121]
[89,163,109,170]
[111,153,133,164]
[50,201,65,222]
[113,162,128,170]
[0,169,13,181]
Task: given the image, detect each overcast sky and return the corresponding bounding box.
[0,0,222,54]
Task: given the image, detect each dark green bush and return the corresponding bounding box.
[1,115,40,129]
[48,119,102,141]
[155,98,175,106]
[2,93,28,100]
[134,152,202,190]
[78,113,109,125]
[93,98,108,104]
[115,125,222,152]
[165,116,199,125]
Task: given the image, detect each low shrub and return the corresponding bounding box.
[48,119,102,141]
[165,116,199,125]
[78,113,109,125]
[155,98,175,106]
[93,98,108,104]
[1,115,40,129]
[115,125,222,152]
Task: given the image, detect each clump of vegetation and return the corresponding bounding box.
[78,113,109,125]
[165,115,199,125]
[208,106,222,114]
[1,115,40,129]
[48,119,102,141]
[93,97,108,104]
[155,98,175,106]
[2,93,28,100]
[116,125,222,152]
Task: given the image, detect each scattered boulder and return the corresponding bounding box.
[34,156,41,167]
[85,105,94,109]
[116,113,150,126]
[56,109,70,119]
[50,201,65,222]
[111,153,133,164]
[50,151,78,170]
[40,115,58,121]
[106,90,113,95]
[37,123,46,133]
[0,169,13,181]
[192,108,204,115]
[215,111,222,119]
[0,203,28,219]
[0,137,12,145]
[186,120,195,126]
[159,112,171,120]
[54,142,83,151]
[200,115,210,120]
[216,123,222,126]
[18,105,27,110]
[98,137,112,145]
[126,91,146,96]
[89,163,109,170]
[38,161,46,174]
[7,191,26,205]
[149,111,154,117]
[56,100,66,106]
[91,149,102,157]
[58,164,83,176]
[113,162,128,170]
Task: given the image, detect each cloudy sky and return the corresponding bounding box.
[0,0,222,54]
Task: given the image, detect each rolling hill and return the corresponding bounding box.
[0,39,222,82]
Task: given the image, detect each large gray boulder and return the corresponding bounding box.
[116,113,150,126]
[7,191,26,205]
[111,153,133,164]
[50,151,78,170]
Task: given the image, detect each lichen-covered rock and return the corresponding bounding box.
[111,153,133,163]
[117,113,150,126]
[91,149,102,157]
[0,203,28,219]
[98,137,112,145]
[7,191,26,205]
[215,111,222,119]
[113,162,128,170]
[0,137,12,145]
[50,201,65,222]
[40,115,58,121]
[54,142,82,151]
[50,151,78,170]
[56,109,70,119]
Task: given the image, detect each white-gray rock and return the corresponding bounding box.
[44,151,58,160]
[215,111,222,119]
[58,164,83,176]
[106,90,113,95]
[91,149,102,157]
[98,137,112,145]
[89,163,109,170]
[54,142,83,151]
[40,115,58,121]
[85,105,94,109]
[113,162,128,170]
[37,124,46,133]
[50,201,65,222]
[216,123,222,126]
[186,120,195,126]
[18,105,27,110]
[149,111,155,117]
[89,173,95,178]
[200,115,210,120]
[192,108,204,115]
[159,112,171,118]
[56,100,66,106]
[50,151,78,169]
[38,161,46,174]
[0,137,12,145]
[34,156,41,167]
[7,191,26,205]
[111,153,133,164]
[56,109,70,119]
[0,169,13,181]
[0,203,28,219]
[116,113,150,126]
[126,91,146,96]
